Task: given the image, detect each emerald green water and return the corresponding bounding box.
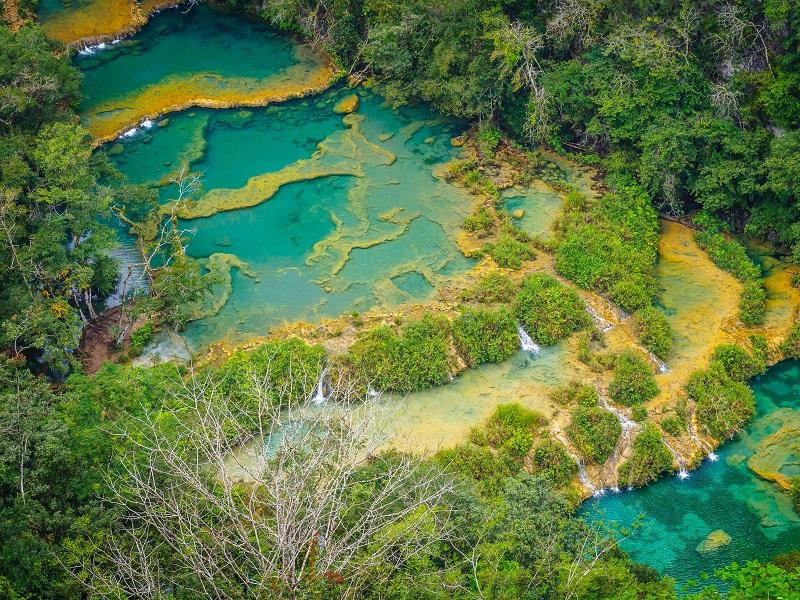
[583,360,800,591]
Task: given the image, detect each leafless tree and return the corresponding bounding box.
[713,3,772,76]
[546,0,603,49]
[76,361,459,598]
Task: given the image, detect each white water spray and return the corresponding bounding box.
[516,324,541,354]
[663,438,689,479]
[648,351,669,373]
[311,367,329,405]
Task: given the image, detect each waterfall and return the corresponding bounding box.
[516,324,541,354]
[663,438,689,479]
[106,238,148,307]
[585,304,614,332]
[598,392,639,489]
[687,414,719,462]
[648,351,669,373]
[311,367,329,405]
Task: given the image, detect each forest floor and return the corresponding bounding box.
[78,306,145,374]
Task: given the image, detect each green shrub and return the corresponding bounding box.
[694,230,761,281]
[513,273,590,345]
[567,405,621,463]
[463,205,494,232]
[484,403,546,450]
[660,416,683,437]
[434,443,516,496]
[740,280,767,326]
[482,233,535,269]
[554,185,659,313]
[550,381,598,407]
[214,338,326,407]
[711,344,766,381]
[632,306,672,360]
[347,315,453,394]
[576,330,615,372]
[632,405,648,421]
[453,306,518,365]
[476,122,502,158]
[461,272,517,304]
[128,320,154,357]
[782,320,800,358]
[685,361,755,439]
[608,350,659,406]
[530,435,578,487]
[617,424,674,487]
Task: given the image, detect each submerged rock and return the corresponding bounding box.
[696,530,731,555]
[512,208,525,219]
[747,412,800,490]
[378,132,394,142]
[333,94,360,114]
[424,136,435,144]
[157,118,170,128]
[108,143,125,155]
[451,135,465,147]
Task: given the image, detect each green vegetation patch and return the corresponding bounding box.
[686,360,756,440]
[461,272,517,304]
[554,185,659,313]
[567,404,622,464]
[453,306,518,366]
[633,306,673,360]
[346,315,453,394]
[513,273,590,345]
[481,229,535,269]
[609,350,659,406]
[618,424,674,488]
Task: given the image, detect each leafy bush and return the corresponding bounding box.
[632,405,648,421]
[791,478,800,514]
[567,405,621,463]
[530,435,578,487]
[711,344,766,381]
[434,443,516,496]
[694,230,761,280]
[128,320,154,357]
[476,122,502,158]
[214,338,326,407]
[347,315,453,394]
[782,320,800,358]
[660,416,683,437]
[482,232,535,269]
[608,350,658,406]
[554,185,659,313]
[617,424,674,488]
[740,280,767,326]
[549,381,598,407]
[685,361,755,439]
[463,205,494,232]
[576,330,615,372]
[513,273,590,345]
[461,272,516,304]
[632,306,672,360]
[484,403,545,451]
[453,306,518,365]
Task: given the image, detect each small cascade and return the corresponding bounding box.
[516,324,541,354]
[598,392,638,489]
[687,412,719,462]
[106,239,148,307]
[311,367,329,405]
[560,441,602,496]
[648,351,669,373]
[663,438,689,479]
[585,304,614,332]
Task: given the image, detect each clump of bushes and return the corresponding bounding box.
[660,416,684,437]
[632,306,672,360]
[461,272,517,304]
[554,184,659,313]
[476,122,502,158]
[549,381,598,407]
[576,330,615,372]
[711,344,766,381]
[484,403,546,457]
[513,273,590,345]
[453,306,518,366]
[481,229,535,269]
[128,320,154,357]
[781,319,800,358]
[617,424,674,487]
[463,205,494,232]
[347,315,453,394]
[694,229,766,326]
[791,478,800,514]
[608,350,659,406]
[530,434,578,487]
[686,360,755,439]
[567,403,621,463]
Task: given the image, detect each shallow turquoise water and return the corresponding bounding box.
[94,6,474,349]
[582,360,800,591]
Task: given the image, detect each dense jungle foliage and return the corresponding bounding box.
[0,0,799,597]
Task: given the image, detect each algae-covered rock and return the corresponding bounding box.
[696,530,731,554]
[424,136,435,144]
[747,412,800,490]
[217,110,254,129]
[157,118,170,128]
[108,143,125,156]
[512,208,525,219]
[451,136,465,147]
[378,132,394,142]
[333,94,360,114]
